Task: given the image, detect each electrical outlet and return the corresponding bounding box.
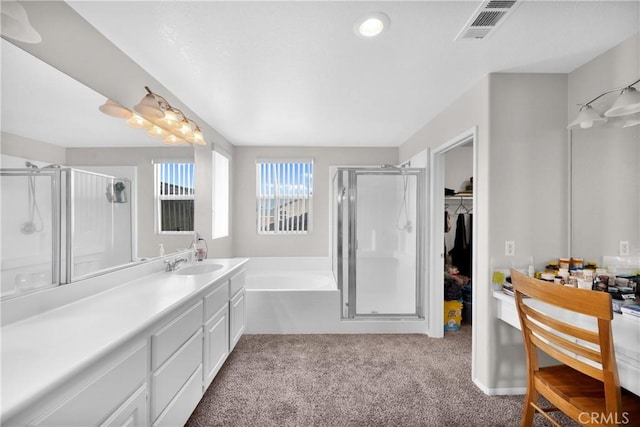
[620,240,630,256]
[505,240,515,256]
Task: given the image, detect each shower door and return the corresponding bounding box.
[334,167,424,319]
[0,169,63,298]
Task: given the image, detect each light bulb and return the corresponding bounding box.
[158,109,182,130]
[148,125,170,139]
[164,134,186,145]
[126,114,153,129]
[186,129,206,145]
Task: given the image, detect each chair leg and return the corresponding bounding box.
[521,388,538,427]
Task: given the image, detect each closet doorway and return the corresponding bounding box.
[428,127,476,339]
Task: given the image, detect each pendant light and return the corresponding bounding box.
[148,125,170,139]
[569,77,640,130]
[567,105,606,130]
[604,86,640,117]
[99,99,133,119]
[125,114,153,129]
[134,93,164,119]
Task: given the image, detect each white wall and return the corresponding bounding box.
[569,34,640,261]
[233,146,398,257]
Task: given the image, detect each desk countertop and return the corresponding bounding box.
[493,290,640,396]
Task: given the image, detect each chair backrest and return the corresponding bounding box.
[510,269,621,413]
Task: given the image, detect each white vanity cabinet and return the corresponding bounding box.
[229,270,246,351]
[1,261,249,427]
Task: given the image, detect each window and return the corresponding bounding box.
[256,160,313,234]
[212,150,229,239]
[154,162,195,234]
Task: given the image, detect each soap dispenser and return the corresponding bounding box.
[193,236,208,261]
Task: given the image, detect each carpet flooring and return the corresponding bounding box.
[186,326,576,426]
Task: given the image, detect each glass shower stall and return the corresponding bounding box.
[0,166,134,299]
[333,166,425,319]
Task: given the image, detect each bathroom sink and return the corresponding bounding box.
[174,263,224,276]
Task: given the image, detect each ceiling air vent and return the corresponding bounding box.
[455,0,520,41]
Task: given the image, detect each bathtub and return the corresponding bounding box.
[244,259,340,333]
[244,257,427,334]
[246,270,335,291]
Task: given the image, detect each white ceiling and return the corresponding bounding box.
[4,1,640,148]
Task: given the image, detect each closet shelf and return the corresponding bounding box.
[445,194,473,200]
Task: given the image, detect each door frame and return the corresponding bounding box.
[427,127,477,338]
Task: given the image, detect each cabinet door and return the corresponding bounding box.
[31,343,147,427]
[100,384,148,427]
[204,304,229,388]
[229,288,246,351]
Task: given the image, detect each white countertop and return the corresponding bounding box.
[1,258,248,422]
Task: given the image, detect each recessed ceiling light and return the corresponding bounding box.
[354,12,390,38]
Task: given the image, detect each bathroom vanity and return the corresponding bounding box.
[1,257,248,427]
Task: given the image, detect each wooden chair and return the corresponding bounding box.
[510,269,640,427]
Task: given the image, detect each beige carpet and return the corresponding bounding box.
[187,327,574,426]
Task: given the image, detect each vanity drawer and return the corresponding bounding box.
[151,300,203,370]
[151,328,203,422]
[229,269,245,297]
[204,280,229,321]
[152,365,203,427]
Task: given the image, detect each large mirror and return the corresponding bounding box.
[570,125,640,266]
[0,37,194,298]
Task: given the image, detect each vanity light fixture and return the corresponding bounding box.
[99,86,206,145]
[354,12,390,38]
[568,77,640,130]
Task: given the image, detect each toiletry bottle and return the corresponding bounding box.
[159,243,165,256]
[528,263,535,278]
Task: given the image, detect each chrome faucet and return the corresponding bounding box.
[165,257,189,272]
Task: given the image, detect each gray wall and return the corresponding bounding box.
[233,146,398,257]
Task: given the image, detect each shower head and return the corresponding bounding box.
[23,162,61,169]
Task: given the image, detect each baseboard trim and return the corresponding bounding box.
[472,378,526,396]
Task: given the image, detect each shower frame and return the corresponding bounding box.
[334,166,426,319]
[0,167,134,297]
